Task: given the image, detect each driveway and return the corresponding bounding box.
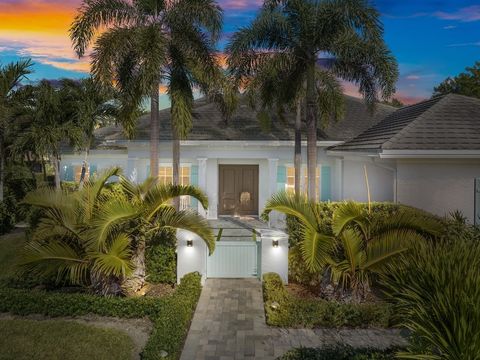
[180,279,406,360]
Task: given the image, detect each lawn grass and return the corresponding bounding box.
[0,231,26,283]
[0,318,134,360]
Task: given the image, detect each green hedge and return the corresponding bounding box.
[146,229,177,284]
[263,273,393,328]
[0,201,16,235]
[278,345,401,359]
[0,272,202,360]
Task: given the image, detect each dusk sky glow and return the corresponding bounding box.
[1,0,479,105]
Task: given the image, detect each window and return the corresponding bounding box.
[158,166,190,185]
[284,166,321,199]
[158,166,191,209]
[285,167,295,194]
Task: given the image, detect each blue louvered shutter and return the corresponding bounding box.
[277,165,286,192]
[320,165,331,201]
[190,165,199,210]
[89,164,97,179]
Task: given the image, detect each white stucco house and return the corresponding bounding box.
[60,93,480,281]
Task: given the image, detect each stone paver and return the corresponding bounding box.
[180,279,407,360]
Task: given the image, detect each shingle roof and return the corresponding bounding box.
[95,95,394,143]
[332,94,480,152]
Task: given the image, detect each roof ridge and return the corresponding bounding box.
[382,96,446,149]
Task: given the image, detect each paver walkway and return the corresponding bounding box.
[180,279,407,360]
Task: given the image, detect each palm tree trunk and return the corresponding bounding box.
[171,99,180,211]
[0,136,4,202]
[150,83,160,179]
[78,147,89,190]
[306,62,317,201]
[53,153,61,190]
[294,99,302,196]
[123,237,146,293]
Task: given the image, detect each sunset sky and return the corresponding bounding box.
[1,0,479,105]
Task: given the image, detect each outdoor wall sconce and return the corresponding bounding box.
[272,240,279,248]
[186,240,193,247]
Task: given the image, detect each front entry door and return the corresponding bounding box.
[219,165,259,216]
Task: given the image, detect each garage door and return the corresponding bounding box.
[207,241,259,278]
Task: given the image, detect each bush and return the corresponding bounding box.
[0,200,16,235]
[0,272,202,360]
[263,273,393,328]
[381,225,480,358]
[278,345,401,360]
[146,229,177,284]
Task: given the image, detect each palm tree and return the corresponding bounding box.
[0,59,33,201]
[61,78,135,188]
[70,0,224,186]
[228,0,398,200]
[262,193,441,300]
[18,80,82,189]
[241,59,344,196]
[20,167,214,295]
[327,202,440,300]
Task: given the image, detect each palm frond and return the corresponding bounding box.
[91,233,134,278]
[331,201,369,236]
[153,207,215,254]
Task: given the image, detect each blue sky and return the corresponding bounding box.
[1,0,479,104]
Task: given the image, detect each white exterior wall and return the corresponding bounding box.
[339,156,395,202]
[397,160,480,223]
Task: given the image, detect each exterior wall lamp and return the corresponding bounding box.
[186,240,193,247]
[272,240,279,248]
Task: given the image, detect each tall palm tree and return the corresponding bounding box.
[70,0,224,186]
[61,78,136,188]
[242,59,344,196]
[228,0,398,200]
[0,59,33,201]
[18,80,82,189]
[21,167,214,295]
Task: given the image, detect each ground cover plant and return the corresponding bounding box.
[263,272,393,328]
[0,319,134,360]
[381,217,480,359]
[278,344,401,360]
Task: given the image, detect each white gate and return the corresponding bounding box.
[206,241,258,278]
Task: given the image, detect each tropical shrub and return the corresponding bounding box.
[20,167,214,295]
[263,193,441,300]
[0,200,15,235]
[381,222,480,359]
[263,273,393,328]
[0,272,202,360]
[278,345,401,360]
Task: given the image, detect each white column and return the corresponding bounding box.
[126,157,139,183]
[333,158,344,201]
[197,158,208,217]
[267,158,279,227]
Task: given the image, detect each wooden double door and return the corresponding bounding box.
[219,165,259,216]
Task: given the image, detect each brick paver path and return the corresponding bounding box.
[180,279,407,360]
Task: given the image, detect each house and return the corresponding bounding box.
[60,93,480,281]
[61,93,480,224]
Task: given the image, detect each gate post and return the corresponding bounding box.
[257,229,289,283]
[177,229,207,284]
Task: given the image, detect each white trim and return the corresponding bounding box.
[327,150,380,157]
[380,150,480,159]
[108,140,344,147]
